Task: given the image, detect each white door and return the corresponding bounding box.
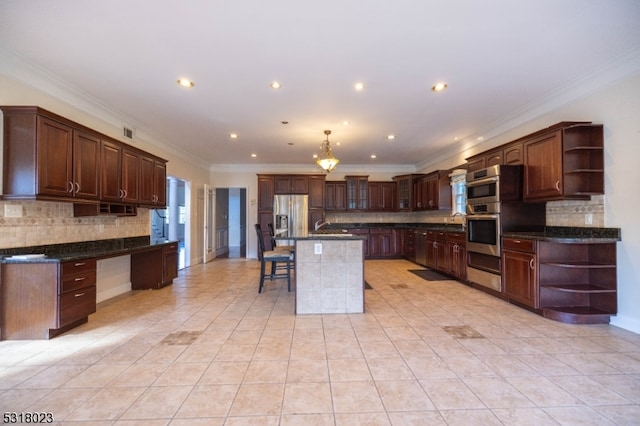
[203,185,216,263]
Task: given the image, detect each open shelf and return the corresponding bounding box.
[543,306,612,324]
[542,261,616,268]
[543,283,616,293]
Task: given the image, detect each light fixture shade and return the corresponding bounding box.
[316,130,339,173]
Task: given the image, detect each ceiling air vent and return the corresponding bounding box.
[123,127,134,139]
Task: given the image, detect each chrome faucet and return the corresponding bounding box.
[314,220,331,231]
[451,212,466,230]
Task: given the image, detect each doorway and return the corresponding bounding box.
[150,176,190,269]
[215,187,247,258]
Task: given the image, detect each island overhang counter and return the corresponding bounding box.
[276,232,366,314]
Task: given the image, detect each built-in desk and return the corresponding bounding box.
[0,237,178,340]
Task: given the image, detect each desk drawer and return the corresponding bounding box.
[61,259,96,276]
[59,285,96,327]
[502,238,536,253]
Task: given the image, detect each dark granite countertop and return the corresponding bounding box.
[503,226,621,243]
[0,236,178,263]
[322,222,465,233]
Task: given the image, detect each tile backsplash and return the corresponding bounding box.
[0,201,150,249]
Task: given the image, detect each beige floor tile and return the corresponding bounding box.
[120,385,193,419]
[506,376,582,407]
[199,361,249,385]
[280,413,335,426]
[328,358,373,382]
[229,383,285,416]
[15,364,88,389]
[334,412,391,425]
[66,387,147,420]
[215,344,256,361]
[331,381,385,413]
[282,382,333,414]
[286,359,329,382]
[367,357,414,381]
[544,406,617,426]
[224,415,280,425]
[463,377,536,409]
[420,378,485,410]
[359,339,400,359]
[110,363,168,387]
[244,360,288,383]
[0,388,53,412]
[375,380,436,411]
[174,384,238,417]
[152,362,208,386]
[439,409,503,426]
[289,340,327,360]
[549,374,633,406]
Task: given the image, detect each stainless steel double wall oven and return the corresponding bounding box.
[465,165,545,292]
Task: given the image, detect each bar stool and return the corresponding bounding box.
[267,223,295,267]
[255,224,291,293]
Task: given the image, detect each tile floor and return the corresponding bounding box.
[1,259,640,425]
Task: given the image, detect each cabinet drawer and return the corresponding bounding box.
[427,230,447,241]
[502,238,536,253]
[163,242,179,254]
[59,285,96,327]
[61,259,97,277]
[446,232,466,243]
[61,270,97,293]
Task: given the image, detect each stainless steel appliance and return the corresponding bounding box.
[273,195,309,244]
[465,165,545,292]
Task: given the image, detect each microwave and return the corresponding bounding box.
[466,164,523,205]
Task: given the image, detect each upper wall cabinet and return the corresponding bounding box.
[466,141,524,172]
[139,154,167,207]
[1,106,167,211]
[274,175,309,194]
[413,171,451,210]
[523,123,604,202]
[1,107,101,202]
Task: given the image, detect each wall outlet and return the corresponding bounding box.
[314,243,322,255]
[585,213,593,225]
[4,204,23,217]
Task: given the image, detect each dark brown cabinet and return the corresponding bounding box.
[414,171,451,210]
[139,155,167,207]
[369,228,398,257]
[325,181,347,211]
[100,140,140,204]
[502,238,538,308]
[466,141,524,172]
[274,175,309,194]
[0,108,100,202]
[523,123,604,202]
[1,106,166,213]
[446,232,467,280]
[425,230,447,271]
[368,182,396,211]
[346,176,368,210]
[131,243,178,290]
[502,236,618,324]
[0,259,97,340]
[346,228,370,258]
[393,174,423,211]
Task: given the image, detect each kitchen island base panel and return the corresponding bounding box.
[295,239,364,315]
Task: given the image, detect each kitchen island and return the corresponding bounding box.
[276,231,366,314]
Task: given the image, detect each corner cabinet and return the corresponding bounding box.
[414,171,451,210]
[345,176,369,210]
[502,236,617,324]
[523,123,604,202]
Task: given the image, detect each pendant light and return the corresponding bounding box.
[316,130,340,173]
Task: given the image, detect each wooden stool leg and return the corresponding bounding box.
[259,259,266,293]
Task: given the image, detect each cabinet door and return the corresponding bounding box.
[395,176,411,210]
[121,148,139,203]
[258,176,275,211]
[368,183,381,210]
[466,157,486,173]
[291,176,309,194]
[308,176,325,209]
[503,141,524,165]
[139,155,155,205]
[523,131,563,200]
[153,161,167,206]
[502,249,537,308]
[346,177,368,210]
[163,243,179,283]
[325,182,346,210]
[425,174,439,209]
[73,130,101,200]
[100,140,122,202]
[485,149,503,167]
[370,229,394,257]
[37,116,73,197]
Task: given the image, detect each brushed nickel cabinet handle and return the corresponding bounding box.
[529,259,535,269]
[74,292,85,297]
[68,181,74,193]
[75,182,80,193]
[75,262,86,266]
[74,277,86,282]
[555,180,560,191]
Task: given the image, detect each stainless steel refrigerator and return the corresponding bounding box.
[274,195,308,244]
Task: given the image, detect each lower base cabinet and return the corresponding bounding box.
[502,238,537,308]
[0,259,97,340]
[131,243,178,289]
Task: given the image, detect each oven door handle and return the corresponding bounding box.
[467,176,498,186]
[467,214,499,220]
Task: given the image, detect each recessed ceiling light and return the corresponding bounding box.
[288,142,294,146]
[251,153,257,158]
[354,82,365,91]
[387,134,396,140]
[281,121,288,125]
[371,154,377,159]
[271,81,281,89]
[177,78,194,88]
[477,136,484,141]
[229,133,238,139]
[343,121,350,126]
[454,136,459,141]
[313,154,318,159]
[431,82,447,92]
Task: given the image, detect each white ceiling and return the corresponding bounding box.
[1,0,640,170]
